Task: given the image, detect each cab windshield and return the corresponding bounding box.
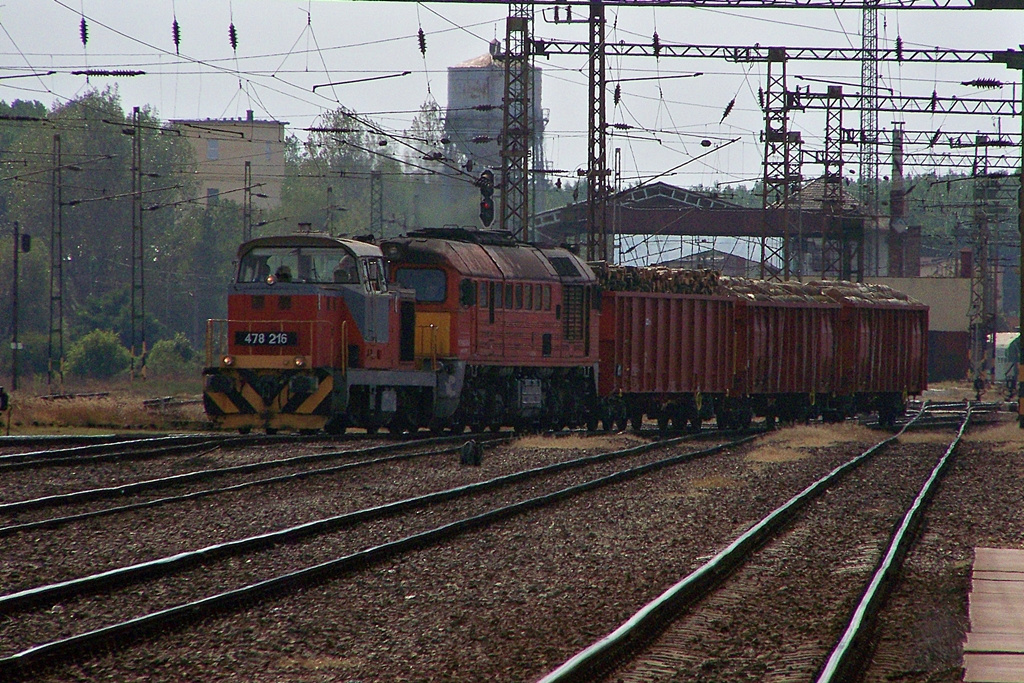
[238,246,361,285]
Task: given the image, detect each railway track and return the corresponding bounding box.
[538,402,972,682]
[0,435,510,540]
[0,430,753,679]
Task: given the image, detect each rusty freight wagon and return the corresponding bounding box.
[595,269,928,431]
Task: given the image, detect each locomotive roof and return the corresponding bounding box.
[383,228,596,283]
[237,233,382,259]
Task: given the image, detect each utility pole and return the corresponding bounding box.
[48,134,63,386]
[243,160,253,241]
[992,48,1024,425]
[130,106,145,379]
[370,171,383,237]
[10,222,20,391]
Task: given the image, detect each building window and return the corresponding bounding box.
[207,188,220,206]
[265,141,273,161]
[207,139,220,160]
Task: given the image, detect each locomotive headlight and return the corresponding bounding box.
[222,355,235,367]
[293,356,306,368]
[265,274,276,285]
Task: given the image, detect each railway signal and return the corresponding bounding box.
[478,170,495,228]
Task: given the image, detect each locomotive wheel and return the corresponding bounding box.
[324,416,347,435]
[237,427,251,435]
[265,428,278,435]
[657,413,670,436]
[365,425,379,435]
[630,411,644,434]
[688,415,702,434]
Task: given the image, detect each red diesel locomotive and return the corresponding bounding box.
[203,227,928,434]
[203,228,600,434]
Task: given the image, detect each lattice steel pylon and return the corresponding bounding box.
[819,85,846,279]
[586,0,608,262]
[860,0,881,275]
[970,139,1015,390]
[499,3,532,241]
[760,48,802,280]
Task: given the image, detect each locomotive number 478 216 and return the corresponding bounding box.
[234,331,297,346]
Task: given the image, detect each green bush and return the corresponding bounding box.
[66,329,132,379]
[145,333,200,377]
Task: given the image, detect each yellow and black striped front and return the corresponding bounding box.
[203,367,337,432]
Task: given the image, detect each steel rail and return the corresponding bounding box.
[536,403,929,683]
[0,434,224,469]
[0,438,504,539]
[0,434,143,448]
[0,431,740,615]
[0,432,480,515]
[0,430,391,471]
[815,407,972,682]
[0,434,760,679]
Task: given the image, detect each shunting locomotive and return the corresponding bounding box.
[202,228,600,434]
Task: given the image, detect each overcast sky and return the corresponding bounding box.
[3,0,1024,192]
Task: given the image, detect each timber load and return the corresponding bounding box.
[594,263,721,295]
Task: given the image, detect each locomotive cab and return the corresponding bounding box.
[203,233,429,434]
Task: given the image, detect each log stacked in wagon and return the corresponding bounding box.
[595,264,720,295]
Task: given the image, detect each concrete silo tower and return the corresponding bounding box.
[445,41,546,178]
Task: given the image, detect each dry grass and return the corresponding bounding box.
[1,378,208,434]
[964,421,1024,454]
[746,423,876,464]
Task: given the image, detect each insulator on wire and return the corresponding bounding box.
[895,35,903,62]
[758,87,764,110]
[652,31,661,58]
[930,90,938,112]
[720,98,735,123]
[613,83,621,106]
[229,22,238,51]
[961,78,1003,89]
[80,17,89,47]
[418,28,426,56]
[172,19,181,54]
[554,6,560,22]
[930,128,942,147]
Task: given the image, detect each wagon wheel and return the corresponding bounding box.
[657,413,670,437]
[687,414,702,434]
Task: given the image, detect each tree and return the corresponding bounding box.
[66,329,132,379]
[146,332,199,376]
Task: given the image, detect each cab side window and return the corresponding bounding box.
[364,258,388,293]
